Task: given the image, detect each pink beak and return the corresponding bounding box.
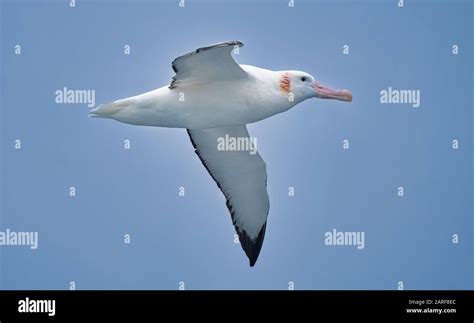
[314,82,352,102]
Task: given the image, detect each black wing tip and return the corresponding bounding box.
[249,253,258,267]
[196,40,244,54]
[169,76,178,89]
[237,222,267,267]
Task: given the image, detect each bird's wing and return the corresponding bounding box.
[170,41,248,89]
[187,124,269,267]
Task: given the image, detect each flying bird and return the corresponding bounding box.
[90,41,352,266]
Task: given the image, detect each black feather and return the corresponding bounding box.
[237,223,267,267]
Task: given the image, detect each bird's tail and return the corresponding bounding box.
[89,99,133,118]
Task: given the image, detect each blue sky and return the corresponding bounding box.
[1,0,472,289]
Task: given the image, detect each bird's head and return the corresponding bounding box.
[279,71,352,103]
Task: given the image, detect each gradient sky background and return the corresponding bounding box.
[1,0,472,290]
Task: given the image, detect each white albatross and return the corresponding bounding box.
[90,41,352,266]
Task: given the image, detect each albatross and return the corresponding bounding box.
[90,41,352,266]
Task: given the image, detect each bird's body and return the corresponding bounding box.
[92,65,296,129]
[91,41,352,266]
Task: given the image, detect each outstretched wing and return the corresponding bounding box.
[170,41,248,88]
[187,125,269,267]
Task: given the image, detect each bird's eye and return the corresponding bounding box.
[301,77,306,82]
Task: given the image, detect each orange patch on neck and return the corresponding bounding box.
[279,72,291,94]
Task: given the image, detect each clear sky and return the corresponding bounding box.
[1,0,472,289]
